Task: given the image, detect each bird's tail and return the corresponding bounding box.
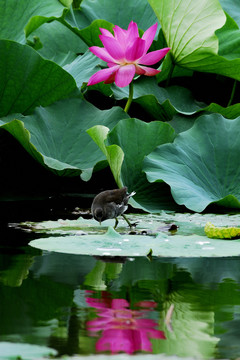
[128,191,136,198]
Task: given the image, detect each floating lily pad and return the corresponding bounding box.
[29,217,240,258]
[60,355,196,360]
[0,342,57,360]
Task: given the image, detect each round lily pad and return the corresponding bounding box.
[0,342,57,360]
[29,225,240,258]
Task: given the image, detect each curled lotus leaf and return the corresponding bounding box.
[204,222,240,240]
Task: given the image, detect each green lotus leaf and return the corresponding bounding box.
[29,224,240,257]
[112,78,203,120]
[29,226,156,257]
[148,0,226,67]
[112,78,240,120]
[81,0,158,31]
[216,13,240,66]
[0,342,57,360]
[0,40,77,116]
[204,222,240,240]
[63,51,105,88]
[220,0,240,27]
[144,114,240,212]
[28,21,87,65]
[0,98,128,179]
[88,118,178,212]
[0,0,65,43]
[148,0,240,81]
[87,125,124,186]
[59,0,72,7]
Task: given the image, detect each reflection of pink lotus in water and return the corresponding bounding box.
[86,292,166,354]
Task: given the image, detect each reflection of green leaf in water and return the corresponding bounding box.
[84,260,123,291]
[160,292,219,359]
[204,222,240,239]
[0,254,34,287]
[84,261,107,290]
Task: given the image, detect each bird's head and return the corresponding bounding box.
[93,207,104,225]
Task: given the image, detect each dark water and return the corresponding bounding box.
[0,227,240,359]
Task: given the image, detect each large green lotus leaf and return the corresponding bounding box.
[148,0,226,67]
[0,99,128,179]
[112,78,240,120]
[0,0,65,43]
[0,40,77,116]
[23,212,240,237]
[144,114,240,212]
[29,224,240,257]
[216,13,240,60]
[112,78,204,119]
[28,21,87,65]
[149,0,240,80]
[63,51,105,88]
[75,19,114,47]
[63,1,159,50]
[0,342,57,360]
[220,0,240,27]
[81,0,158,31]
[88,119,180,212]
[87,125,124,186]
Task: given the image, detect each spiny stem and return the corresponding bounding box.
[124,81,134,113]
[227,79,237,107]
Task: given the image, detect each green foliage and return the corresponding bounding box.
[29,212,240,257]
[143,114,240,211]
[205,222,240,239]
[0,0,239,212]
[0,99,128,179]
[0,40,77,116]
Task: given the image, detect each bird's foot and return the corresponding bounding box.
[114,217,119,229]
[121,214,137,229]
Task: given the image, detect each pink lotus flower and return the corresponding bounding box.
[87,21,170,88]
[86,293,166,354]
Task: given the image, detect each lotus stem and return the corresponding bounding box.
[166,59,175,87]
[124,81,134,113]
[227,79,237,107]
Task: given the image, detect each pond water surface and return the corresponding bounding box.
[0,226,240,359]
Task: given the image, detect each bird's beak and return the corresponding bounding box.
[99,221,101,226]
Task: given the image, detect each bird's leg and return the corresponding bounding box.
[121,214,137,228]
[114,217,119,229]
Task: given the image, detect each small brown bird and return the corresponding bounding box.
[91,187,136,228]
